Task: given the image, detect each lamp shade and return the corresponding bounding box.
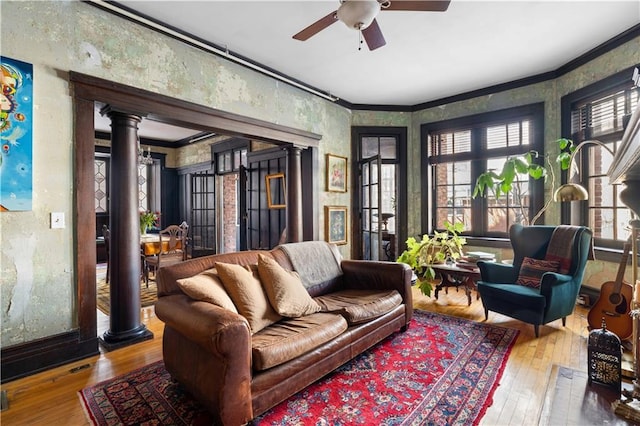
[553,183,589,202]
[337,0,381,30]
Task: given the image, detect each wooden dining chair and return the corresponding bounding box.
[144,223,188,285]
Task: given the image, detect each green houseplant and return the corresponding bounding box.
[397,220,466,297]
[139,210,160,235]
[472,138,575,224]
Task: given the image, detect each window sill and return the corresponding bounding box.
[465,236,631,263]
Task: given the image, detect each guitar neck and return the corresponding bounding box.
[613,241,632,293]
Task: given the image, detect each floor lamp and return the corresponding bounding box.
[554,140,640,411]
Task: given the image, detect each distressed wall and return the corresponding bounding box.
[0,1,351,347]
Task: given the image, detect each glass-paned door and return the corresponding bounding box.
[355,132,401,261]
[190,172,216,257]
[361,155,382,260]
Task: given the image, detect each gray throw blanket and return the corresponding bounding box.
[279,241,342,289]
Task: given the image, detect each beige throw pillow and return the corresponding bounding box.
[176,268,238,313]
[257,254,321,318]
[215,262,282,334]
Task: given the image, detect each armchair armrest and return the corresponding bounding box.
[477,261,518,283]
[341,260,413,323]
[538,272,574,297]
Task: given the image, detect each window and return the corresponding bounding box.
[422,104,544,237]
[564,75,639,247]
[94,153,157,213]
[216,147,247,174]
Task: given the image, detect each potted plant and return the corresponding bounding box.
[397,220,466,296]
[472,138,575,224]
[139,210,160,235]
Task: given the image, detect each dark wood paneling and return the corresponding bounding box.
[161,167,180,227]
[1,331,98,382]
[247,148,286,249]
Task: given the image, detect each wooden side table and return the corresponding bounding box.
[431,263,481,306]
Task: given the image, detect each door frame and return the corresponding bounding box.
[350,126,408,260]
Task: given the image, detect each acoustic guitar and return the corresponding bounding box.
[587,240,633,340]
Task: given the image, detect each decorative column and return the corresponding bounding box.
[286,145,303,243]
[99,106,153,350]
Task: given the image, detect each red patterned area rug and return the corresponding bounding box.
[79,310,518,425]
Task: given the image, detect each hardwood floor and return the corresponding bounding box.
[0,286,625,425]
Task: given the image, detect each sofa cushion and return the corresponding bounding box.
[314,289,402,325]
[215,262,282,334]
[257,254,321,318]
[176,268,238,313]
[251,312,348,371]
[516,257,561,289]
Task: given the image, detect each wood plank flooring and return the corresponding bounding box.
[0,285,629,425]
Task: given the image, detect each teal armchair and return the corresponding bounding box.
[477,224,593,337]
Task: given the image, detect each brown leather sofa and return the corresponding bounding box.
[155,241,413,425]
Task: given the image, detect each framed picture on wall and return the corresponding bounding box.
[325,205,348,245]
[266,172,286,209]
[326,154,347,192]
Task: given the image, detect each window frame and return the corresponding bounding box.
[560,66,639,250]
[420,103,545,237]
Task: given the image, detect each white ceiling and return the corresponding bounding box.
[95,0,640,140]
[112,0,639,106]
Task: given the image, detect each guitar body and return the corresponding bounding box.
[587,280,634,340]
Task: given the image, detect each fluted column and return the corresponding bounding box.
[99,107,153,350]
[286,146,303,242]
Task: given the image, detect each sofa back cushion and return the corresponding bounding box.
[216,262,282,334]
[257,254,321,318]
[274,241,344,297]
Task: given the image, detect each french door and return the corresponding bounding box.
[190,172,217,257]
[352,127,407,261]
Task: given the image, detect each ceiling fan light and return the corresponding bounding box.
[337,0,381,30]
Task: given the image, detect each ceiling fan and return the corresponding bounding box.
[293,0,451,51]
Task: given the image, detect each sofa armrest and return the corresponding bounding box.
[155,294,251,355]
[341,260,413,325]
[155,294,253,425]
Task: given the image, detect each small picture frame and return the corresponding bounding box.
[325,205,348,245]
[266,173,286,209]
[326,154,347,192]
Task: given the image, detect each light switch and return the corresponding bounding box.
[51,212,65,229]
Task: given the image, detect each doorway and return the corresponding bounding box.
[352,127,407,261]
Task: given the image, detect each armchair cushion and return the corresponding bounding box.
[478,282,547,310]
[216,262,282,334]
[257,254,321,318]
[516,257,561,289]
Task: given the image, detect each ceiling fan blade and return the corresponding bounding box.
[362,19,386,51]
[385,0,451,12]
[293,11,338,41]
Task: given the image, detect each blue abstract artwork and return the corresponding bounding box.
[1,56,33,211]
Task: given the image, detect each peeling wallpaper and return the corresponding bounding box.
[0,1,352,347]
[0,1,638,347]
